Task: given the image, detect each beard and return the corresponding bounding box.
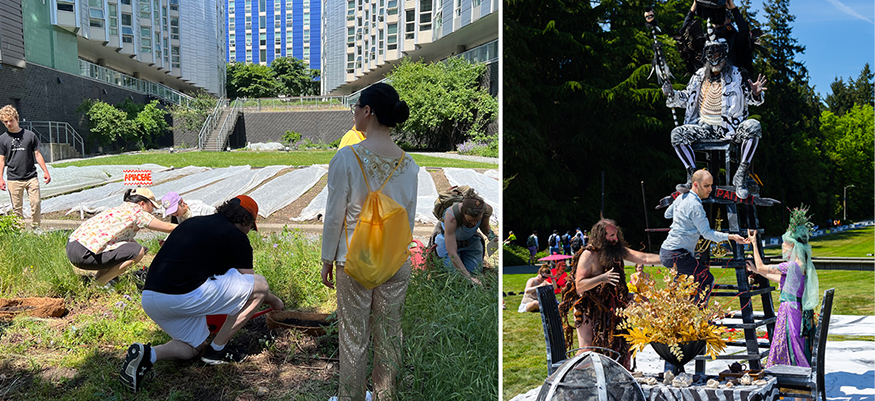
[598,240,627,271]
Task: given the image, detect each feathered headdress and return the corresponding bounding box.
[781,205,819,314]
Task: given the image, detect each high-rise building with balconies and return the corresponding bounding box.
[225,0,321,71]
[320,0,497,95]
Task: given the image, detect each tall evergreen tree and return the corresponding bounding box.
[751,0,829,230]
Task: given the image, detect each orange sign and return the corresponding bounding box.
[123,169,153,186]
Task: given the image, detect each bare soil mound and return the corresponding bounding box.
[0,298,67,320]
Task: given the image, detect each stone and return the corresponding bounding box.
[663,371,675,386]
[706,379,720,388]
[672,373,693,388]
[739,373,752,385]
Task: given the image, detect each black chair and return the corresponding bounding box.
[536,286,619,376]
[536,286,567,376]
[765,288,835,401]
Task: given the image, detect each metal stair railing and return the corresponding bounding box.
[20,121,85,162]
[197,98,228,150]
[210,98,244,151]
[239,95,349,112]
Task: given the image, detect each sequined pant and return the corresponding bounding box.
[669,119,762,146]
[336,262,411,401]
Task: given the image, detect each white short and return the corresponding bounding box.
[518,300,535,313]
[141,269,255,348]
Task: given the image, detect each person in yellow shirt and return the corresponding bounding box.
[338,125,365,149]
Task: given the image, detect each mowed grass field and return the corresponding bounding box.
[502,226,874,400]
[52,150,498,169]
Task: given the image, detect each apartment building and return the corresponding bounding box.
[226,0,321,71]
[320,0,497,95]
[0,0,226,98]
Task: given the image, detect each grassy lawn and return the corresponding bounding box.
[51,150,497,169]
[764,226,874,257]
[503,227,874,400]
[0,228,498,400]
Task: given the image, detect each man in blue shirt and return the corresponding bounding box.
[659,169,748,304]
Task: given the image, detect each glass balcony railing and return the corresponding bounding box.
[77,59,193,105]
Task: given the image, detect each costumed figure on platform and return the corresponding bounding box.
[558,219,660,369]
[746,207,819,367]
[663,37,767,199]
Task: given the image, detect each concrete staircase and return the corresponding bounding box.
[201,107,241,152]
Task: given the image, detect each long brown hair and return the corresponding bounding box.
[588,219,629,268]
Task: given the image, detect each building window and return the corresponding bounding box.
[90,19,104,28]
[57,1,75,12]
[455,0,461,16]
[260,49,266,61]
[260,33,266,46]
[170,17,179,39]
[139,0,151,18]
[259,16,266,28]
[123,35,134,43]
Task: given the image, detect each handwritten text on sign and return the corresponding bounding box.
[123,170,153,186]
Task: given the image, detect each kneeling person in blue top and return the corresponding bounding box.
[435,189,496,285]
[119,195,285,393]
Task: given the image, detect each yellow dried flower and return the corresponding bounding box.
[617,268,729,360]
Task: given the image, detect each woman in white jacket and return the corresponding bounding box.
[321,83,418,401]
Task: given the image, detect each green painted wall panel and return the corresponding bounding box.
[22,0,78,74]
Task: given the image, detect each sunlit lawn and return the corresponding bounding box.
[502,226,874,400]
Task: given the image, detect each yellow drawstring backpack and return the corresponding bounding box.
[343,148,412,289]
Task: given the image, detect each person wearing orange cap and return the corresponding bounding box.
[119,195,284,393]
[66,188,177,286]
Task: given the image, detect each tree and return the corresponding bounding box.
[271,57,320,96]
[82,100,168,150]
[751,0,830,231]
[226,62,281,98]
[820,104,874,220]
[168,90,219,133]
[388,57,498,151]
[825,63,874,115]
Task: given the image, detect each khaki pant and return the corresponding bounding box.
[7,177,41,228]
[337,262,411,401]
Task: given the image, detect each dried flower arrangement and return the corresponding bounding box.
[617,268,729,360]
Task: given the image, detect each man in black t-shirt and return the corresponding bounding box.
[0,105,51,230]
[119,195,284,393]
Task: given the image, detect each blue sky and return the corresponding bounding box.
[747,0,874,98]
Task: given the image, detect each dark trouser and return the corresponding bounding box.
[659,247,713,373]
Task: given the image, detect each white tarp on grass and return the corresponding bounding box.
[248,165,327,218]
[64,166,214,215]
[0,164,169,213]
[483,169,499,180]
[182,165,288,207]
[443,168,500,223]
[292,167,441,224]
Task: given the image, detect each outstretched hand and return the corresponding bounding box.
[749,74,767,97]
[601,270,620,286]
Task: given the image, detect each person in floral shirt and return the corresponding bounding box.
[66,188,176,286]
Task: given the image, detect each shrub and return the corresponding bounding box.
[281,130,302,145]
[503,244,530,266]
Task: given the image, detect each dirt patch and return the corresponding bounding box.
[429,168,451,193]
[260,173,328,225]
[0,298,66,320]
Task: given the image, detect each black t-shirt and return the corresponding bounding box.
[144,213,253,295]
[0,129,40,180]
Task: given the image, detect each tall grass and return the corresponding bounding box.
[399,266,499,399]
[0,229,498,400]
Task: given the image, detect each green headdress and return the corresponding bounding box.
[780,206,819,313]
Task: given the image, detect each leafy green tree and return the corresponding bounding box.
[388,57,497,151]
[168,90,219,133]
[820,104,874,220]
[226,62,281,98]
[82,100,168,151]
[271,57,320,96]
[84,101,138,147]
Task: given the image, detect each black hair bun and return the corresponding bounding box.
[393,100,410,125]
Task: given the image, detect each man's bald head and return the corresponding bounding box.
[691,169,713,199]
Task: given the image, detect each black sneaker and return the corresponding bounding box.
[119,343,153,393]
[201,344,247,365]
[133,267,149,291]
